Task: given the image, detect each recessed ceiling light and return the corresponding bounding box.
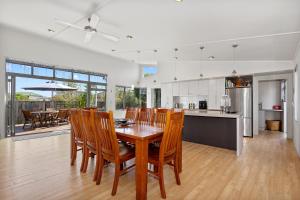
[175,0,183,2]
[208,56,215,60]
[126,35,134,39]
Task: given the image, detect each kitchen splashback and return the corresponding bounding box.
[173,95,208,109]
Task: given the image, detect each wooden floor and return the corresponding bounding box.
[15,124,70,136]
[0,131,300,200]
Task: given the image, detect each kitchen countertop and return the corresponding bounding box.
[184,110,241,119]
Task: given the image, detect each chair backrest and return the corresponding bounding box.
[159,111,184,162]
[93,111,119,162]
[57,109,66,119]
[22,110,32,120]
[81,110,96,147]
[137,108,154,126]
[69,109,85,142]
[153,108,169,128]
[125,107,138,122]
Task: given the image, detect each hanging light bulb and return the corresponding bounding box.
[173,48,178,81]
[232,44,239,76]
[199,46,205,78]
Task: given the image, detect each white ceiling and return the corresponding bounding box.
[1,0,300,63]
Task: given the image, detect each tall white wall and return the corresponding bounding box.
[293,45,300,156]
[0,25,140,138]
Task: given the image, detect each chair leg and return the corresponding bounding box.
[93,153,100,182]
[70,143,77,166]
[174,158,181,185]
[96,157,104,185]
[112,164,121,196]
[158,167,166,199]
[80,148,85,172]
[82,148,89,173]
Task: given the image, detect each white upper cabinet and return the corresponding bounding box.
[188,81,198,96]
[161,83,173,108]
[172,82,180,96]
[198,80,209,96]
[179,81,189,96]
[208,78,225,109]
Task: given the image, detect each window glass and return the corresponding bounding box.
[143,66,157,77]
[55,70,72,79]
[91,84,106,90]
[33,67,54,77]
[73,73,88,81]
[6,63,31,74]
[90,75,107,83]
[115,86,147,109]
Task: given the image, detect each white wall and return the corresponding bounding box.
[258,80,282,110]
[0,25,140,138]
[293,45,300,156]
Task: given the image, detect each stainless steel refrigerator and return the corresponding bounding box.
[226,87,253,137]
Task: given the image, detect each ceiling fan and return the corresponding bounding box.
[55,14,120,43]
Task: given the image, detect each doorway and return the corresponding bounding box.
[151,88,161,108]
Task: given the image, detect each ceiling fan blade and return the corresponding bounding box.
[55,19,84,31]
[89,14,100,28]
[84,32,95,43]
[99,32,120,42]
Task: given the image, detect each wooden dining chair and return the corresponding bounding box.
[148,111,184,199]
[92,111,135,195]
[80,109,100,182]
[125,107,138,122]
[22,110,39,129]
[69,109,86,172]
[137,108,154,126]
[153,108,169,128]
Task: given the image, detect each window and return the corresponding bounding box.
[115,86,147,109]
[6,63,31,75]
[143,66,157,77]
[55,70,72,79]
[73,72,89,81]
[33,67,54,77]
[90,75,107,84]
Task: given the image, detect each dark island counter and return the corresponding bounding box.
[182,110,243,156]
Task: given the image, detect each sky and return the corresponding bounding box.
[143,66,157,75]
[16,77,52,97]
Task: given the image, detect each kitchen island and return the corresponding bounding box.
[183,110,243,156]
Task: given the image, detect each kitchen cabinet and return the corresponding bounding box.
[161,83,173,108]
[172,82,180,96]
[208,78,225,109]
[188,80,202,96]
[179,81,189,96]
[198,80,209,96]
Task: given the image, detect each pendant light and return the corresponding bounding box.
[173,48,178,81]
[199,46,205,78]
[232,44,239,76]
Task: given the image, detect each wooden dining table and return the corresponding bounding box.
[115,124,182,200]
[116,124,163,200]
[31,110,58,127]
[70,122,182,200]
